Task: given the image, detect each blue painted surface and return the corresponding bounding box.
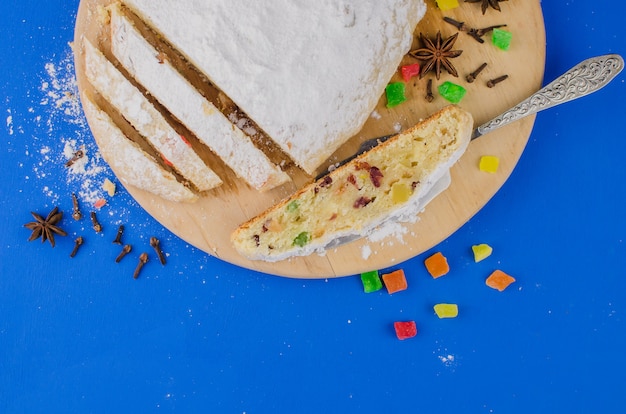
[1,1,625,413]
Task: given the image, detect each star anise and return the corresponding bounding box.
[24,206,67,247]
[465,0,508,15]
[409,31,462,80]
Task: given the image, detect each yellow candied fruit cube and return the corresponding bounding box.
[479,155,500,173]
[434,303,459,319]
[436,0,460,11]
[472,243,493,262]
[391,182,411,204]
[102,178,116,196]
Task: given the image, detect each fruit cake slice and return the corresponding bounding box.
[109,4,290,191]
[83,38,222,193]
[231,105,474,261]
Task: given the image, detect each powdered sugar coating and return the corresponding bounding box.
[123,0,427,174]
[81,95,198,202]
[109,6,289,191]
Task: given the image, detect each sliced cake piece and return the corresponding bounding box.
[81,95,198,202]
[109,5,289,191]
[122,0,427,175]
[231,105,474,262]
[82,38,222,192]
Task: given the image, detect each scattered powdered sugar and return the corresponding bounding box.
[6,111,13,135]
[438,354,456,366]
[367,220,410,244]
[361,244,372,260]
[361,220,413,259]
[32,48,110,206]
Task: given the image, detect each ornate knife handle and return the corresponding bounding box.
[473,54,624,139]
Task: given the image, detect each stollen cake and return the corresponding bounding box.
[121,0,427,175]
[231,105,474,262]
[82,38,223,193]
[108,4,290,191]
[81,95,198,202]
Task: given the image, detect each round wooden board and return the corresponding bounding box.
[74,0,545,278]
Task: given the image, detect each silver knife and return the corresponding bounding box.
[318,54,624,180]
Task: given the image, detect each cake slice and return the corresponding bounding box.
[122,0,427,175]
[109,5,290,191]
[82,38,222,193]
[231,105,473,262]
[81,95,198,202]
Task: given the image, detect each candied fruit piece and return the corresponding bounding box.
[102,178,116,196]
[394,321,417,340]
[391,182,411,204]
[386,82,407,108]
[361,270,383,293]
[434,303,459,318]
[438,81,466,104]
[382,269,408,294]
[435,0,460,11]
[424,252,449,278]
[292,231,311,247]
[286,200,299,212]
[479,155,500,173]
[486,270,516,291]
[472,243,493,262]
[401,63,420,82]
[94,198,107,209]
[492,28,513,51]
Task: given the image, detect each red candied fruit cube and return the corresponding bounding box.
[394,321,417,340]
[401,63,421,82]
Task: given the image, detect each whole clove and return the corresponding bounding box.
[70,236,83,258]
[425,79,434,103]
[150,236,166,265]
[115,244,132,263]
[65,150,84,167]
[90,211,102,233]
[466,62,488,83]
[71,193,82,221]
[113,225,124,244]
[487,74,509,88]
[442,17,507,44]
[133,253,149,279]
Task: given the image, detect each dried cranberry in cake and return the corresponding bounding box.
[369,166,383,187]
[354,196,373,208]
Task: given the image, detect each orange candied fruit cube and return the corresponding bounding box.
[424,252,450,278]
[382,269,408,294]
[486,270,516,291]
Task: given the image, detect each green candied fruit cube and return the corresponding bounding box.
[293,231,311,247]
[360,270,383,293]
[492,28,513,51]
[286,200,299,212]
[385,82,407,108]
[438,81,466,104]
